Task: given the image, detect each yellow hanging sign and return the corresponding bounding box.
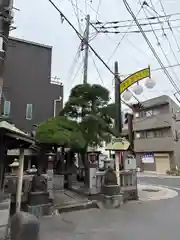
[120,67,150,94]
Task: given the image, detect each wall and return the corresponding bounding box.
[2,37,63,132]
[170,100,180,168]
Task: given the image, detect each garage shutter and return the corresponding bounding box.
[155,154,170,174]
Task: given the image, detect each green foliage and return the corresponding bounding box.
[36,116,85,149]
[37,84,118,152]
[61,83,118,148]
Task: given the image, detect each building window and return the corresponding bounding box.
[3,100,11,116]
[146,110,153,117]
[135,132,141,139]
[146,131,154,138]
[26,104,33,120]
[152,109,159,115]
[154,130,163,138]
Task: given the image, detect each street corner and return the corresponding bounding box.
[138,184,178,202]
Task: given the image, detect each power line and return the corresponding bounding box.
[158,0,180,52]
[70,57,84,86]
[48,0,134,108]
[107,6,143,63]
[140,2,180,92]
[91,54,104,84]
[96,0,102,20]
[67,44,82,83]
[92,12,180,25]
[123,0,180,95]
[69,0,82,33]
[145,1,180,69]
[97,25,180,34]
[49,0,174,127]
[120,64,180,77]
[94,19,180,29]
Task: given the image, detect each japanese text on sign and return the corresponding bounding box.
[120,67,150,94]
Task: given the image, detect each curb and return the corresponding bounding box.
[137,173,180,179]
[138,184,178,201]
[54,200,99,214]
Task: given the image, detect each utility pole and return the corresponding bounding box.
[114,61,122,134]
[127,113,134,153]
[83,14,90,84]
[0,0,13,112]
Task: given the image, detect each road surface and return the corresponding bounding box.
[40,176,180,240]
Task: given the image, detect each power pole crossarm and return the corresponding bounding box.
[83,14,90,84]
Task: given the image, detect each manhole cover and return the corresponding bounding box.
[142,189,160,193]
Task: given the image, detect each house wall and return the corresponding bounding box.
[2,37,63,132]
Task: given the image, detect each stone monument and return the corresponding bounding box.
[101,167,123,208]
[28,169,51,217]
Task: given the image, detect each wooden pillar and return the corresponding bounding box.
[0,141,7,190]
[16,148,24,212]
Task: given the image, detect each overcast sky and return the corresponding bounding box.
[12,0,180,106]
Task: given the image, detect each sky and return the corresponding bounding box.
[11,0,180,106]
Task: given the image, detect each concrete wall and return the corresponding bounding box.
[170,100,180,168]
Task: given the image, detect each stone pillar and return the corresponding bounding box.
[89,164,97,195]
[47,157,54,200]
[16,149,25,212]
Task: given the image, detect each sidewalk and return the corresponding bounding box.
[53,189,98,214]
[0,195,10,240]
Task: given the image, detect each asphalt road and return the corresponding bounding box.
[138,175,180,191]
[40,176,180,240]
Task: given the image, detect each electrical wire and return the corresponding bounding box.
[91,54,104,84]
[83,0,100,16]
[69,57,84,86]
[97,25,180,34]
[140,2,180,94]
[107,6,143,63]
[49,0,176,126]
[146,1,180,69]
[92,12,180,25]
[158,0,180,52]
[69,0,82,33]
[48,0,133,109]
[66,45,81,83]
[96,0,102,20]
[123,0,180,95]
[94,19,180,29]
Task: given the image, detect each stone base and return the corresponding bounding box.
[53,175,64,191]
[102,194,123,209]
[28,192,50,206]
[101,185,121,196]
[123,189,138,202]
[28,203,53,218]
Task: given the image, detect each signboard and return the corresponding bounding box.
[142,153,154,163]
[120,67,150,94]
